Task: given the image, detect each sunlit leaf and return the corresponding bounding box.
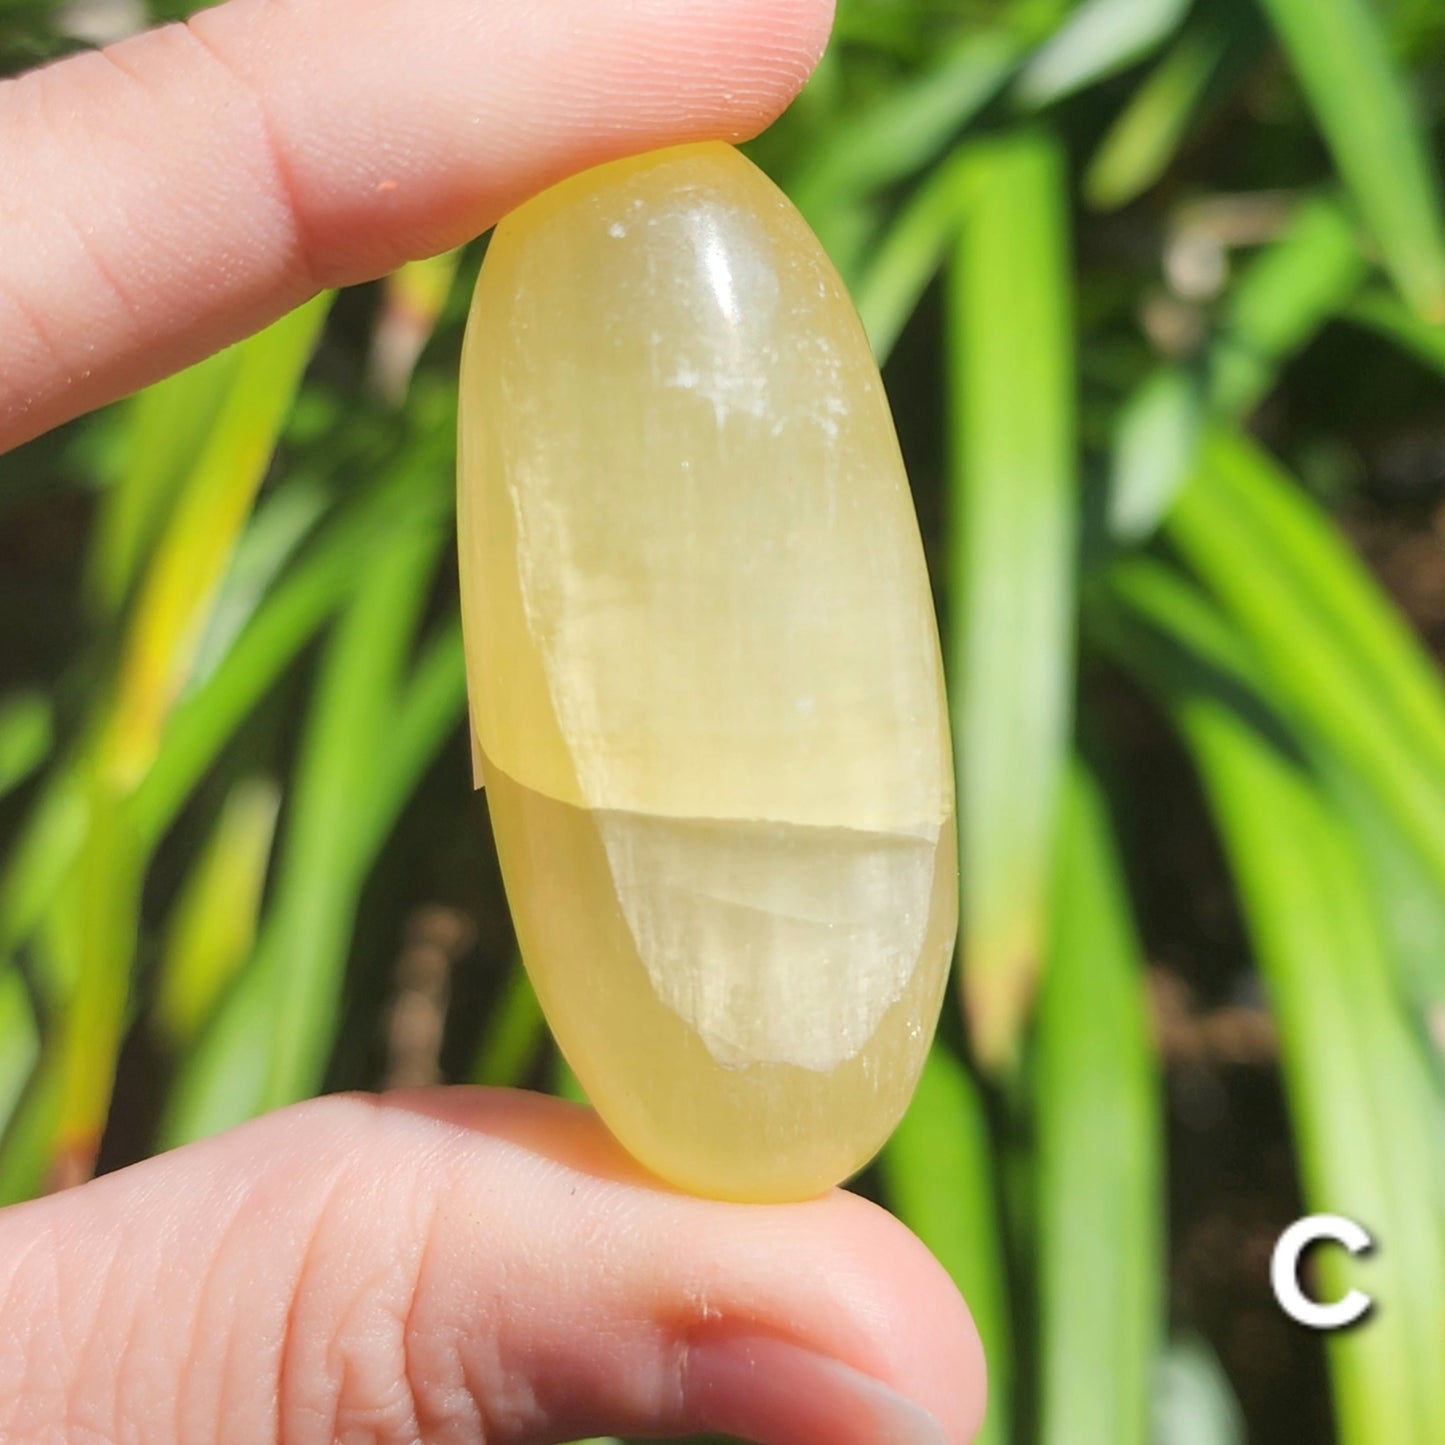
[1037,756,1162,1445]
[947,129,1077,1071]
[854,147,977,363]
[791,30,1019,273]
[1152,1335,1246,1445]
[1099,560,1445,1445]
[1084,15,1230,208]
[882,1045,1011,1445]
[1108,365,1204,541]
[86,345,241,615]
[103,294,332,786]
[1109,196,1365,541]
[1257,0,1445,318]
[153,776,280,1048]
[1016,0,1191,108]
[0,970,38,1147]
[1168,431,1445,892]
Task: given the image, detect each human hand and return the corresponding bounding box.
[0,2,984,1442]
[3,0,830,451]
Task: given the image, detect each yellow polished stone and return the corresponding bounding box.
[457,141,956,1202]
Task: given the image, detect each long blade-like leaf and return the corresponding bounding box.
[0,970,38,1145]
[1152,1336,1246,1445]
[854,148,977,365]
[1168,431,1445,889]
[1256,0,1445,318]
[153,776,280,1049]
[1343,288,1445,375]
[1208,195,1366,416]
[104,294,332,786]
[882,1045,1011,1445]
[1037,756,1162,1445]
[1099,562,1445,1445]
[86,345,242,614]
[791,29,1019,273]
[1109,194,1364,541]
[471,960,546,1089]
[163,516,459,1143]
[1084,16,1230,209]
[258,523,444,1112]
[947,129,1077,1071]
[1015,0,1190,109]
[134,452,453,848]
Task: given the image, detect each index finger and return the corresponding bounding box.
[0,0,833,451]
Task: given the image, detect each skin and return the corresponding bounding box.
[0,2,987,1442]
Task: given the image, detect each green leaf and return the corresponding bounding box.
[153,776,280,1048]
[257,523,444,1112]
[0,300,336,1188]
[1256,0,1445,318]
[470,959,546,1089]
[790,30,1020,272]
[0,771,87,977]
[0,691,52,802]
[133,456,451,850]
[1108,365,1204,542]
[1208,194,1367,416]
[881,1046,1011,1445]
[853,148,976,364]
[1322,757,1445,1058]
[1189,706,1445,1445]
[1152,1336,1246,1445]
[0,1045,63,1205]
[86,344,242,615]
[947,129,1077,1071]
[52,775,144,1180]
[0,454,411,996]
[1342,288,1445,376]
[1015,0,1191,109]
[1036,756,1162,1445]
[1167,431,1445,891]
[0,970,38,1146]
[102,294,332,787]
[186,470,332,689]
[1084,15,1230,209]
[1099,563,1445,1445]
[349,620,466,858]
[1108,195,1365,542]
[162,501,458,1143]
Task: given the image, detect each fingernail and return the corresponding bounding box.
[684,1330,949,1445]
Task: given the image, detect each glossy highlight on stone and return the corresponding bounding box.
[457,141,956,1202]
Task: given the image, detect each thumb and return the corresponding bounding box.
[1,0,835,450]
[0,1088,985,1445]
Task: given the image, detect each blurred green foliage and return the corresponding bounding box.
[3,1,1445,1443]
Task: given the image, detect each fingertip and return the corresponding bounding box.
[323,1090,985,1441]
[674,0,839,133]
[191,0,838,279]
[708,1187,987,1444]
[1,0,838,447]
[0,1088,984,1445]
[838,1196,988,1445]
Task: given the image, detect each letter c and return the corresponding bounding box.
[1271,1214,1374,1329]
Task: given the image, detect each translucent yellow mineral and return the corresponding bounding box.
[457,141,956,1202]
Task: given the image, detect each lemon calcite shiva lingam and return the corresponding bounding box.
[457,141,957,1202]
